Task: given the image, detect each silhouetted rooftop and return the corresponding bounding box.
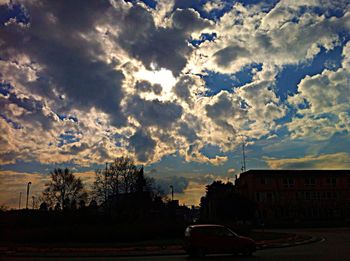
[240,169,350,176]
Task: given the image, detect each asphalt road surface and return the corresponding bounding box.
[4,228,350,261]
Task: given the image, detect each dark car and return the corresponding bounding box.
[184,224,256,257]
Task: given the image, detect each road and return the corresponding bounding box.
[4,228,350,261]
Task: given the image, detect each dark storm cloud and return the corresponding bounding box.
[173,75,194,102]
[7,93,43,112]
[205,91,239,132]
[60,143,89,155]
[129,129,156,162]
[214,45,250,68]
[126,95,183,128]
[2,93,56,130]
[117,5,211,75]
[178,122,198,143]
[155,175,189,194]
[0,0,126,126]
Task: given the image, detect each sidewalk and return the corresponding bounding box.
[0,233,321,257]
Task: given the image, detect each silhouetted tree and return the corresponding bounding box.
[78,199,86,209]
[93,157,144,203]
[145,176,165,199]
[88,199,98,208]
[93,157,162,216]
[43,168,87,211]
[200,181,256,223]
[54,203,61,211]
[0,204,9,212]
[39,202,48,211]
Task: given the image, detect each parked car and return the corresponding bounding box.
[184,224,256,257]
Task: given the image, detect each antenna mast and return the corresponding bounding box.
[241,137,246,172]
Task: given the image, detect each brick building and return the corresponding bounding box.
[235,169,350,226]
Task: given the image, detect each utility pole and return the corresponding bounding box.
[18,192,22,209]
[26,182,32,209]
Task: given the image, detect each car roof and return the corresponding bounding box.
[188,224,225,229]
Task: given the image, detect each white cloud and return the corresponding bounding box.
[264,152,350,169]
[203,0,226,13]
[287,41,350,140]
[191,2,350,74]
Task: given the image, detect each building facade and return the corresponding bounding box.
[235,170,350,226]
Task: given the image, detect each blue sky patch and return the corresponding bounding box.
[0,4,29,26]
[190,32,217,47]
[127,0,157,9]
[0,82,13,96]
[0,114,22,129]
[203,64,262,96]
[58,131,81,147]
[199,144,225,158]
[56,114,78,123]
[275,46,343,101]
[114,133,126,147]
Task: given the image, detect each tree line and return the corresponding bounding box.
[39,156,163,213]
[21,156,257,226]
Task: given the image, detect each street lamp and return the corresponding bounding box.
[26,182,32,209]
[18,192,22,209]
[169,185,174,201]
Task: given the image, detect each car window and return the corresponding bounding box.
[195,226,234,237]
[214,227,234,237]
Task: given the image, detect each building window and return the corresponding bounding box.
[256,192,269,202]
[260,177,270,185]
[326,177,336,186]
[305,191,310,200]
[296,192,303,200]
[305,177,316,186]
[283,178,294,188]
[267,192,273,201]
[317,192,321,200]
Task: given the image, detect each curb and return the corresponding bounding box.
[257,235,323,249]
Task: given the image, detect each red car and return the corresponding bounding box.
[184,224,256,257]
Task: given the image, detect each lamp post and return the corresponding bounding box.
[26,182,32,209]
[169,185,174,201]
[18,192,22,209]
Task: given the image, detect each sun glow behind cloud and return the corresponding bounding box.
[136,68,177,99]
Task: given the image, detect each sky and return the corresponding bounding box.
[1,0,350,208]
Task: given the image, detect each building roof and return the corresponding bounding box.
[240,169,350,176]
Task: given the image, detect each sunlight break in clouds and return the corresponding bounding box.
[136,67,177,99]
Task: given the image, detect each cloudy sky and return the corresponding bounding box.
[1,0,350,208]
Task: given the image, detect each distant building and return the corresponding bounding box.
[235,169,350,226]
